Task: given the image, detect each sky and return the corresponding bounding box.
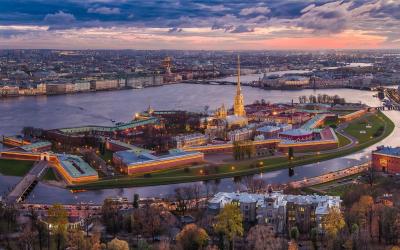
[0,0,399,50]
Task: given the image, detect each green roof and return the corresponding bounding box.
[58,117,159,134]
[20,141,52,152]
[57,154,98,178]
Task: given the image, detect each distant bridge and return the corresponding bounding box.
[375,104,400,111]
[5,161,49,204]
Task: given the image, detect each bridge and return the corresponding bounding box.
[375,104,400,111]
[288,162,369,189]
[5,161,49,204]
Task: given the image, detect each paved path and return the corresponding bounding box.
[6,161,49,204]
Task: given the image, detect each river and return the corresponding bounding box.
[0,84,398,204]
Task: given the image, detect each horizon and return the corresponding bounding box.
[1,0,400,50]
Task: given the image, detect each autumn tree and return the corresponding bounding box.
[107,238,129,250]
[322,208,345,238]
[246,225,284,250]
[68,229,87,250]
[350,195,373,232]
[47,203,68,250]
[176,223,209,250]
[214,204,243,250]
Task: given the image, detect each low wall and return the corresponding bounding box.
[126,154,204,175]
[278,140,338,153]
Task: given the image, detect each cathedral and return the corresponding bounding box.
[224,55,248,128]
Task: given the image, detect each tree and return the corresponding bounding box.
[214,204,243,250]
[176,223,209,250]
[379,207,400,244]
[144,204,168,241]
[322,208,345,238]
[365,163,376,187]
[68,229,87,250]
[246,225,284,250]
[102,200,122,236]
[137,239,151,250]
[310,227,318,249]
[47,203,68,250]
[350,195,373,231]
[31,210,49,250]
[290,227,299,241]
[288,147,294,160]
[154,240,171,250]
[133,193,140,209]
[107,238,129,250]
[17,226,36,250]
[243,176,266,193]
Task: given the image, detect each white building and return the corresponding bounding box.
[228,128,253,142]
[74,81,91,92]
[173,133,208,149]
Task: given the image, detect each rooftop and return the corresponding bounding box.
[20,141,52,152]
[114,149,203,166]
[280,128,313,137]
[209,191,341,215]
[374,146,400,157]
[57,154,98,178]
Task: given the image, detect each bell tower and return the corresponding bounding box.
[233,55,246,117]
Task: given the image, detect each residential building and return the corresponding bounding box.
[208,191,341,235]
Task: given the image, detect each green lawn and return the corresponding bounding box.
[41,168,58,181]
[71,111,394,190]
[0,159,34,176]
[336,132,352,148]
[344,113,385,143]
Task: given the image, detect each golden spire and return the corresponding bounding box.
[234,55,246,117]
[237,55,240,92]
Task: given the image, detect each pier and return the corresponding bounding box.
[5,161,49,204]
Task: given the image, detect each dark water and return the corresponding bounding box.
[1,84,398,204]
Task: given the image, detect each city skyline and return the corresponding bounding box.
[1,0,400,50]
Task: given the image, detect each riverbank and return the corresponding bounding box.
[70,111,394,190]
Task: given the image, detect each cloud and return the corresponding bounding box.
[44,11,76,24]
[230,25,254,33]
[301,4,316,14]
[0,0,400,49]
[196,3,229,12]
[368,0,400,19]
[211,23,234,32]
[239,6,270,16]
[296,1,352,34]
[168,27,183,33]
[87,7,121,15]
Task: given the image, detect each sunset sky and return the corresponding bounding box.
[0,0,399,50]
